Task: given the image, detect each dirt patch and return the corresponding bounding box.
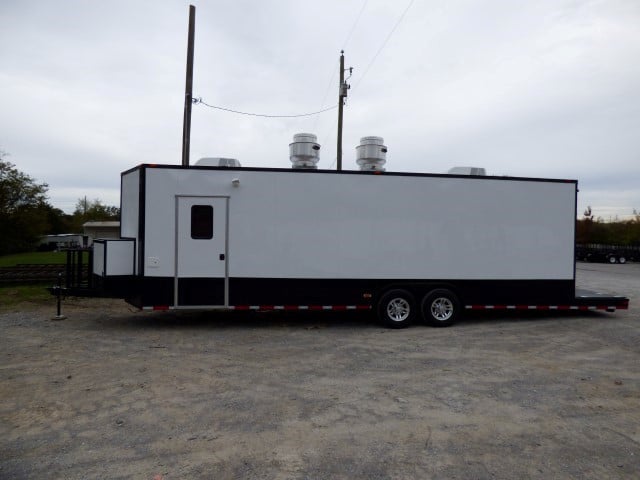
[1,265,638,479]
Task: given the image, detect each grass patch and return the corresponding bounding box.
[0,251,67,267]
[0,283,53,311]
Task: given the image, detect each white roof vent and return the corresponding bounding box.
[289,133,320,169]
[195,157,241,167]
[356,136,387,172]
[447,166,486,176]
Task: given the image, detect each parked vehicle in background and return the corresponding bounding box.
[576,244,640,264]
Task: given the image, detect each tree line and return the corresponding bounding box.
[0,152,119,255]
[576,207,640,246]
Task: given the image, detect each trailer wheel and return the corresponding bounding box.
[377,289,416,328]
[421,289,460,327]
[608,255,617,264]
[618,256,627,264]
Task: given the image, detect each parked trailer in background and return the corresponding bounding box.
[69,161,628,328]
[576,244,639,264]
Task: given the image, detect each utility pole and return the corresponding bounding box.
[336,51,353,171]
[181,5,196,167]
[336,51,345,171]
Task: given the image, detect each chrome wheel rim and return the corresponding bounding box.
[387,298,410,322]
[430,297,454,321]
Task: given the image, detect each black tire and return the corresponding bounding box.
[421,289,460,328]
[618,256,627,264]
[608,255,617,264]
[377,289,416,329]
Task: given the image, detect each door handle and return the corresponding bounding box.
[219,253,225,261]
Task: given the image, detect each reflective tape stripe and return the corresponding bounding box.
[230,305,371,311]
[465,304,619,311]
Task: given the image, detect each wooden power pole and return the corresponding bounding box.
[336,51,345,171]
[336,51,352,171]
[181,5,196,167]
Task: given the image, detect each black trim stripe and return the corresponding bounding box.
[573,183,578,281]
[115,276,628,311]
[137,167,146,277]
[119,174,124,239]
[123,277,590,308]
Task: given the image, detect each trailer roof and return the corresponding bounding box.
[121,163,577,185]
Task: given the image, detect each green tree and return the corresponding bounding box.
[0,152,51,255]
[71,197,120,231]
[43,204,74,234]
[576,207,640,246]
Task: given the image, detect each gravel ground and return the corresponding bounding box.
[0,263,638,479]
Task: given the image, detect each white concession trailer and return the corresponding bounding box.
[84,162,628,327]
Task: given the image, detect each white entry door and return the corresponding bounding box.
[175,196,228,306]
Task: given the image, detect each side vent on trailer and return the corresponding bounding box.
[195,157,241,167]
[447,166,486,176]
[289,133,320,169]
[356,136,387,172]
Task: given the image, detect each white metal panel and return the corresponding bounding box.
[143,168,240,277]
[140,167,576,281]
[120,170,139,237]
[104,240,135,276]
[176,196,227,277]
[120,169,139,274]
[93,242,105,276]
[228,172,575,280]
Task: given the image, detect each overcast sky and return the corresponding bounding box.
[1,0,639,219]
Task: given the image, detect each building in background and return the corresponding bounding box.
[39,233,87,251]
[82,221,120,244]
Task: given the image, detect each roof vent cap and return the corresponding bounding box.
[195,157,241,167]
[289,133,320,169]
[356,136,387,171]
[447,166,486,176]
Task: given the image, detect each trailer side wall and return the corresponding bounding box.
[142,167,575,280]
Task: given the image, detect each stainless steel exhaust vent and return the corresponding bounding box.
[356,136,387,172]
[289,133,320,169]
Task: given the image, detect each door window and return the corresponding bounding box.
[191,205,213,239]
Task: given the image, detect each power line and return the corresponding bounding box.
[194,98,338,118]
[313,0,368,131]
[353,0,416,91]
[342,0,369,51]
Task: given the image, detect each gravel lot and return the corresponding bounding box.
[1,263,638,479]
